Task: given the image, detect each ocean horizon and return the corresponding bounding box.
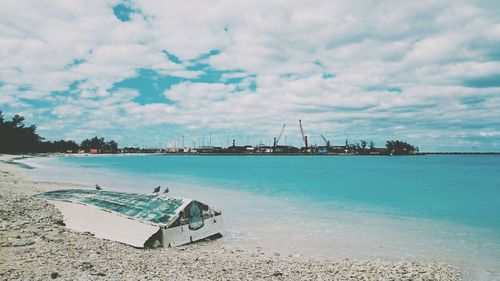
[23,154,500,279]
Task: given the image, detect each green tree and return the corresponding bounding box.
[359,140,368,154]
[0,111,43,154]
[360,140,367,150]
[108,140,118,154]
[90,137,105,150]
[369,141,375,150]
[385,140,418,155]
[80,137,118,153]
[80,139,91,152]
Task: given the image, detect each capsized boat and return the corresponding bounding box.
[35,189,224,248]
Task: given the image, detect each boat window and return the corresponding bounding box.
[188,202,204,230]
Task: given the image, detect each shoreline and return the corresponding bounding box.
[6,153,500,161]
[0,154,461,280]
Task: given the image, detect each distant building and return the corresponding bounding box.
[330,146,347,153]
[90,148,100,154]
[166,147,184,153]
[254,144,271,153]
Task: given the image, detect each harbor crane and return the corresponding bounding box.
[273,123,286,148]
[321,134,330,147]
[299,119,308,148]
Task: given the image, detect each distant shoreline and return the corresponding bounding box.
[4,152,500,158]
[420,152,500,155]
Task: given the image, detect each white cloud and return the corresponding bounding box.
[1,0,500,150]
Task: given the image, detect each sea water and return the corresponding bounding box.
[22,155,500,279]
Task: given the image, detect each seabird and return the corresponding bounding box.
[95,184,102,191]
[153,186,161,193]
[163,187,169,194]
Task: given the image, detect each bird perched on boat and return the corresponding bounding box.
[153,186,161,193]
[95,184,102,191]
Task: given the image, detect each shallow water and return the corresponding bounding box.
[23,155,500,279]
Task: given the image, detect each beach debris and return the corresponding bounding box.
[153,186,161,193]
[94,184,102,191]
[35,189,224,248]
[50,272,59,279]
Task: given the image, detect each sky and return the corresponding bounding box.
[1,0,500,151]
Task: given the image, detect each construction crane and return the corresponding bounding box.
[273,124,286,148]
[320,134,330,147]
[299,120,308,148]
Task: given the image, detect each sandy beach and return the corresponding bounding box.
[0,155,460,280]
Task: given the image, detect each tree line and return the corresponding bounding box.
[300,139,418,155]
[0,111,118,154]
[344,139,418,155]
[385,140,419,155]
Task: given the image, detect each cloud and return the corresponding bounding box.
[1,0,500,151]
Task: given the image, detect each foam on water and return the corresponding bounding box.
[21,155,500,280]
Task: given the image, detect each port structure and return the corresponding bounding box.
[273,123,286,152]
[299,119,308,150]
[321,134,330,147]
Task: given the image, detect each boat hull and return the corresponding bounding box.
[162,214,224,247]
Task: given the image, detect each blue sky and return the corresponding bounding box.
[1,0,500,151]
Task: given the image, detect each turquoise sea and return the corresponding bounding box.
[24,155,500,279]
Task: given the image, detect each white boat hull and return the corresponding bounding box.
[162,215,224,247]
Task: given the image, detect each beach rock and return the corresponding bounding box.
[273,271,284,277]
[0,221,11,230]
[50,272,59,279]
[81,261,94,270]
[8,238,35,247]
[42,234,61,243]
